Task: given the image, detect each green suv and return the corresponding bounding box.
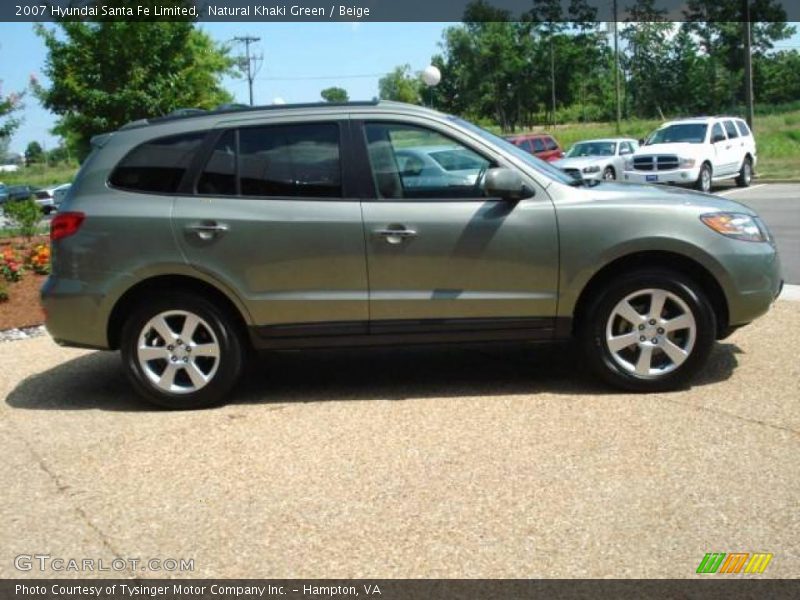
[42,101,782,408]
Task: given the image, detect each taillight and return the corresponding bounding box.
[50,212,85,241]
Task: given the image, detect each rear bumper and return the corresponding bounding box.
[40,276,111,349]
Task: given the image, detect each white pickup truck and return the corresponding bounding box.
[623,116,756,193]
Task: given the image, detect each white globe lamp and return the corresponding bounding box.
[421,65,441,88]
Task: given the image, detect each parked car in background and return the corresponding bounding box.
[0,183,8,204]
[623,116,756,193]
[5,184,35,202]
[394,145,485,189]
[504,133,563,162]
[34,183,71,214]
[0,163,20,173]
[553,138,639,182]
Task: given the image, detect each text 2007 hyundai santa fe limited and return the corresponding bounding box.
[41,101,783,409]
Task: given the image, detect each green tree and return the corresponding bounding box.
[25,141,44,164]
[378,65,422,104]
[33,17,234,159]
[621,1,675,118]
[0,82,23,154]
[682,0,795,110]
[320,87,349,103]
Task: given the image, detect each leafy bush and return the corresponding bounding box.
[26,243,51,275]
[2,199,41,240]
[0,281,8,302]
[0,246,24,282]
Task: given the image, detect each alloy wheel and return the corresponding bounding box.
[605,288,697,378]
[137,310,221,394]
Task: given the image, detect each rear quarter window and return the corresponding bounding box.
[736,120,752,137]
[109,132,206,194]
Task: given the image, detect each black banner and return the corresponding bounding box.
[3,580,800,600]
[2,0,799,23]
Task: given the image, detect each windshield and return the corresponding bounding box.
[647,123,708,145]
[566,141,616,157]
[450,116,575,186]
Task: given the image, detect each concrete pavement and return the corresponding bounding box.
[2,301,798,579]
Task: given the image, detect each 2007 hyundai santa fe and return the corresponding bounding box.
[41,101,783,408]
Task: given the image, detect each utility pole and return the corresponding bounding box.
[550,34,556,129]
[743,1,755,131]
[613,0,621,134]
[233,35,262,106]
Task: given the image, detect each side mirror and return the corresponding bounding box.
[638,138,645,145]
[483,168,534,201]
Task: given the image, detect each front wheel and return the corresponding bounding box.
[579,270,716,392]
[121,293,244,409]
[603,166,616,180]
[695,163,712,193]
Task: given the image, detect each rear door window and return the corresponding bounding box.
[109,132,206,193]
[197,131,237,195]
[723,120,739,139]
[239,123,342,198]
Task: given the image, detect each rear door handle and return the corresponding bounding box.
[374,227,417,245]
[186,222,228,240]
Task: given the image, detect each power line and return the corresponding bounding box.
[256,73,386,81]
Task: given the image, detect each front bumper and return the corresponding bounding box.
[623,167,701,186]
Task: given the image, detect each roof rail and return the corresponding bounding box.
[119,99,382,131]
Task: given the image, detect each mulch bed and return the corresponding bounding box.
[0,235,48,331]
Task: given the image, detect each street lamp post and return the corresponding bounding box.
[421,65,441,108]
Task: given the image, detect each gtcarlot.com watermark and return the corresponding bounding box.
[14,554,194,573]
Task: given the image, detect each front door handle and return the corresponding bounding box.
[374,226,417,245]
[186,222,228,241]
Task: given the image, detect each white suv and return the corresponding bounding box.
[623,116,756,193]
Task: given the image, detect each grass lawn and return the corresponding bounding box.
[0,162,79,188]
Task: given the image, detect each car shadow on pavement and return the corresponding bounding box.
[6,341,741,412]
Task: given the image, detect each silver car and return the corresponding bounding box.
[554,138,638,182]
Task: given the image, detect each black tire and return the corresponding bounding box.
[603,166,616,180]
[736,156,753,187]
[694,162,712,193]
[578,269,717,392]
[120,292,244,409]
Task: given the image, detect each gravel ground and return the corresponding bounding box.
[1,301,798,579]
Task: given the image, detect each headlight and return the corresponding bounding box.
[679,157,696,168]
[700,212,769,242]
[624,158,634,170]
[582,165,601,173]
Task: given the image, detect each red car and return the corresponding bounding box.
[505,133,564,162]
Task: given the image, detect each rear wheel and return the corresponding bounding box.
[579,270,716,392]
[121,293,244,409]
[736,157,753,187]
[695,163,712,193]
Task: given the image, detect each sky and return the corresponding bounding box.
[0,22,453,155]
[1,21,799,156]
